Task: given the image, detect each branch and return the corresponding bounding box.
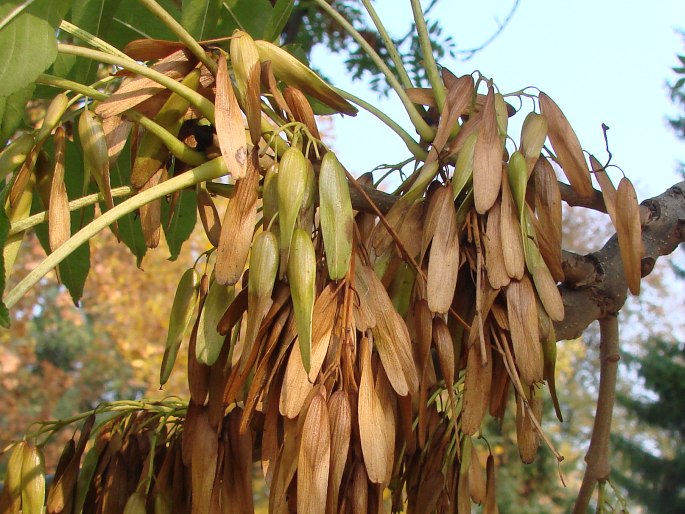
[573,316,620,513]
[555,181,685,340]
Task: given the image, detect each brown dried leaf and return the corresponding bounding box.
[215,53,247,178]
[297,392,331,514]
[215,148,260,285]
[473,84,502,213]
[539,92,593,198]
[616,177,642,295]
[506,277,543,385]
[427,186,460,314]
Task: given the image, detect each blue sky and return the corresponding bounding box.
[318,0,685,199]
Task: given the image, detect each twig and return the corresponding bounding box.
[573,316,620,514]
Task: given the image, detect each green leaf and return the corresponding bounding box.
[0,200,10,327]
[0,83,34,142]
[182,0,221,41]
[108,139,147,266]
[34,139,92,304]
[0,0,71,97]
[70,0,125,84]
[221,0,273,39]
[162,186,196,261]
[108,0,180,50]
[263,0,294,42]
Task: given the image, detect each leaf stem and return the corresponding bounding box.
[4,157,228,309]
[59,20,135,62]
[410,0,445,110]
[57,44,216,122]
[311,0,435,142]
[336,89,427,160]
[137,0,218,74]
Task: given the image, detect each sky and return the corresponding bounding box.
[317,0,685,199]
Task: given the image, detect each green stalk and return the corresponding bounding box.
[59,20,135,62]
[336,89,427,161]
[36,74,206,165]
[57,44,216,122]
[311,0,434,142]
[137,0,218,74]
[410,0,445,110]
[360,0,413,89]
[4,157,228,309]
[9,186,135,236]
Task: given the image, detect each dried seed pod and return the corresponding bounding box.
[473,84,502,214]
[358,336,395,485]
[284,87,321,139]
[319,151,353,280]
[539,92,592,198]
[469,445,486,505]
[533,157,563,281]
[591,155,617,223]
[520,112,547,173]
[506,277,543,385]
[500,165,525,280]
[427,186,459,314]
[432,317,456,413]
[215,147,260,285]
[287,227,317,372]
[297,392,331,514]
[161,267,200,386]
[483,455,499,514]
[255,39,357,115]
[230,30,262,144]
[326,391,351,514]
[615,177,642,295]
[516,386,542,463]
[138,166,166,248]
[461,331,493,436]
[216,52,248,179]
[483,201,510,289]
[190,407,218,514]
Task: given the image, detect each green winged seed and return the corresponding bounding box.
[78,110,109,191]
[277,147,309,267]
[319,152,353,280]
[508,151,528,221]
[452,131,477,199]
[20,443,45,514]
[6,442,26,504]
[0,133,34,182]
[249,231,280,299]
[161,268,200,386]
[196,277,234,366]
[36,93,69,142]
[262,165,279,230]
[287,227,316,372]
[520,112,547,172]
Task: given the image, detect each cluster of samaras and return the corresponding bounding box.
[0,28,643,514]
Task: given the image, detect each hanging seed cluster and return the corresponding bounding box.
[0,27,645,514]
